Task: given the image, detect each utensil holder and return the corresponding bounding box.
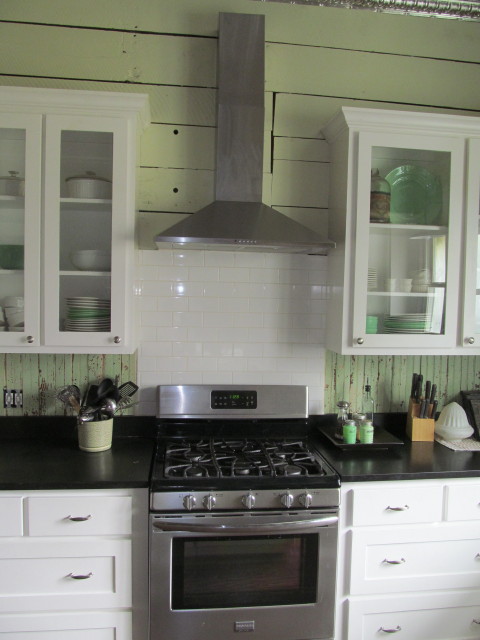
[406,399,435,441]
[77,418,113,452]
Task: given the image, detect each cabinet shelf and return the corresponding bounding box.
[369,222,447,234]
[367,290,441,297]
[60,270,111,278]
[60,198,111,212]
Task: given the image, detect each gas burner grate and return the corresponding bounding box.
[163,438,326,479]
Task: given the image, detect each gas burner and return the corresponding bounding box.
[162,437,327,480]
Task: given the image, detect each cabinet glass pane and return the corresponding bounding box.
[58,130,113,333]
[0,128,25,334]
[367,146,450,337]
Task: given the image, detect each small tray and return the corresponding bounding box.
[318,424,404,450]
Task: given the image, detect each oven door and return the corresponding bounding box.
[149,510,338,640]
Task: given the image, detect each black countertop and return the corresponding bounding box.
[1,414,480,490]
[311,414,480,483]
[0,416,156,490]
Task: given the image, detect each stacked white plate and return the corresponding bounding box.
[367,268,378,291]
[64,297,111,332]
[383,313,431,333]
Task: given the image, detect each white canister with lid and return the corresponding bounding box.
[66,171,112,199]
[0,171,25,196]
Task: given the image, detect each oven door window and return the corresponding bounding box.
[171,533,318,609]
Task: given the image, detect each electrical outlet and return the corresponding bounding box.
[3,387,23,408]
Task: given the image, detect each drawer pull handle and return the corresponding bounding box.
[473,619,480,625]
[67,572,93,580]
[386,505,409,512]
[383,558,406,565]
[66,515,92,522]
[379,626,402,634]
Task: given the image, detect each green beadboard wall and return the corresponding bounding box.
[324,352,480,414]
[0,353,136,416]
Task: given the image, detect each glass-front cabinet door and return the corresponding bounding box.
[43,114,131,348]
[351,130,464,349]
[462,138,480,348]
[0,113,42,347]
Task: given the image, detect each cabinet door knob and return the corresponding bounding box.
[113,336,121,344]
[356,337,364,345]
[378,626,401,633]
[466,337,475,344]
[26,335,34,344]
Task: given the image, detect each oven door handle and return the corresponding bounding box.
[152,515,338,534]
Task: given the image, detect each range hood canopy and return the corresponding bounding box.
[155,12,334,256]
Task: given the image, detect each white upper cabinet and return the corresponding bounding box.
[0,87,149,353]
[324,107,480,355]
[461,138,480,348]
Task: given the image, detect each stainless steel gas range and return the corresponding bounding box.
[149,385,340,640]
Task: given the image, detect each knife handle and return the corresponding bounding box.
[424,380,431,404]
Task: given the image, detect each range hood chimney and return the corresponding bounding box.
[155,12,335,255]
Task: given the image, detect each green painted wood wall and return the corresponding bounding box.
[324,352,480,414]
[0,354,136,416]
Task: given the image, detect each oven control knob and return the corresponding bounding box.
[242,493,256,509]
[183,494,197,511]
[298,492,313,508]
[280,492,294,508]
[203,494,217,510]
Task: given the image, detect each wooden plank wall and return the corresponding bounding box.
[0,0,479,414]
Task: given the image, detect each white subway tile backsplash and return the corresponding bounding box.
[136,249,327,415]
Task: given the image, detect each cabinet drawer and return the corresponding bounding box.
[0,497,22,536]
[0,539,131,612]
[26,495,132,536]
[445,483,480,521]
[349,524,480,594]
[349,484,443,526]
[348,593,480,640]
[0,611,132,639]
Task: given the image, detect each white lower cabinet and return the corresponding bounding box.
[0,489,148,640]
[337,479,480,640]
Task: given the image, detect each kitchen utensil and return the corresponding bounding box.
[96,378,115,401]
[118,381,139,399]
[410,373,418,399]
[56,385,81,413]
[85,384,99,408]
[98,397,117,419]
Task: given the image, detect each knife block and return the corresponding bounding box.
[406,399,435,441]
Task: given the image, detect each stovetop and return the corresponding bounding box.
[150,385,340,511]
[164,437,328,479]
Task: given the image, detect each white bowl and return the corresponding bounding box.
[435,402,474,440]
[71,250,111,272]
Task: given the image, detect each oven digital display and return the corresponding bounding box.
[211,390,257,409]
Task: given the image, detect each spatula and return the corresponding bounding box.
[118,381,139,399]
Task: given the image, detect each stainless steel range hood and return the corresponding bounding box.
[155,12,334,256]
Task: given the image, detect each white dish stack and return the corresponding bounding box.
[367,268,378,291]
